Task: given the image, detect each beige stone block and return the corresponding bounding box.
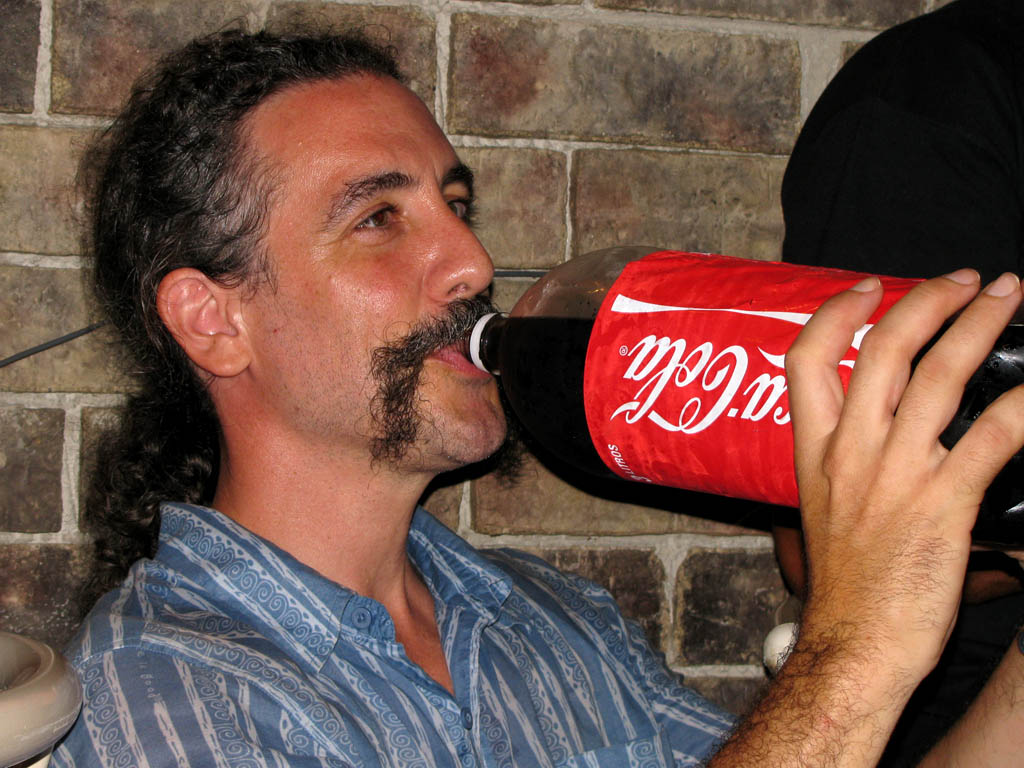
[458,147,567,270]
[0,0,39,112]
[449,15,800,154]
[0,407,63,533]
[0,126,91,255]
[267,3,437,106]
[473,452,760,536]
[0,543,93,648]
[491,277,537,314]
[52,0,262,115]
[572,148,787,262]
[79,406,123,528]
[0,265,131,393]
[675,547,786,665]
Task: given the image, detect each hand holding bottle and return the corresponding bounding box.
[794,273,1024,732]
[709,271,1024,767]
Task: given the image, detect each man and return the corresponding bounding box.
[776,0,1024,763]
[54,27,1024,767]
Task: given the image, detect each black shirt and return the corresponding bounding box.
[782,0,1024,283]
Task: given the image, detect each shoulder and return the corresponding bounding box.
[54,631,332,767]
[482,547,624,617]
[803,0,1023,144]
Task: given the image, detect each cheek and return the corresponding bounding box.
[331,270,419,345]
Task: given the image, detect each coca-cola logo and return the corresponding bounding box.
[606,294,868,434]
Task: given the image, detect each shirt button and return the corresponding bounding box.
[460,707,473,730]
[352,607,372,629]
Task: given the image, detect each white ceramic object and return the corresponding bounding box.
[762,622,798,677]
[0,631,82,768]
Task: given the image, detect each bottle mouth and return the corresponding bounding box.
[469,313,500,373]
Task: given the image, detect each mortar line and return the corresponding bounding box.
[61,403,82,535]
[675,664,766,679]
[563,148,575,263]
[0,252,86,267]
[34,0,54,118]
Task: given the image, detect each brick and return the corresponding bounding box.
[0,266,131,393]
[0,407,63,532]
[594,0,927,30]
[683,675,767,716]
[267,3,437,107]
[675,548,787,665]
[0,0,39,112]
[79,407,122,527]
[52,0,261,115]
[491,276,537,314]
[473,452,760,536]
[527,547,665,650]
[458,147,567,270]
[0,125,91,255]
[572,149,786,262]
[0,543,93,648]
[419,477,463,532]
[449,15,800,154]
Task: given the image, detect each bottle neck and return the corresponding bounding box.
[469,313,505,374]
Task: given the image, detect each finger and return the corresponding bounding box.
[786,277,883,486]
[892,273,1023,454]
[839,269,982,442]
[940,382,1024,520]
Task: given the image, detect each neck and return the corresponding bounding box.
[211,428,434,601]
[212,433,456,695]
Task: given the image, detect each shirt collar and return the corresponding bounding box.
[156,502,347,671]
[155,503,512,671]
[407,507,512,621]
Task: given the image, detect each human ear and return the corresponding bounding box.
[157,268,250,378]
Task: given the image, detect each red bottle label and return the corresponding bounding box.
[582,251,920,506]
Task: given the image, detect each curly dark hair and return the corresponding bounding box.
[83,28,403,591]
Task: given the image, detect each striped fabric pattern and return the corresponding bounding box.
[53,503,734,767]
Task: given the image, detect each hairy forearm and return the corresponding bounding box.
[916,632,1024,768]
[708,625,918,768]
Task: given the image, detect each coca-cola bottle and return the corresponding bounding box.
[469,246,1024,546]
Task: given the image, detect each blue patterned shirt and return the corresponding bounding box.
[54,503,733,767]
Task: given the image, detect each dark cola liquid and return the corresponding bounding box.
[483,317,615,480]
[483,316,1024,546]
[938,325,1024,544]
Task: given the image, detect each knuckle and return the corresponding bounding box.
[966,415,1019,455]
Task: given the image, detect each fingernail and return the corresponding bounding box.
[944,268,980,285]
[984,272,1021,297]
[849,276,879,292]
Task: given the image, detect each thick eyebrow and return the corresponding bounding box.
[323,163,475,230]
[324,170,414,229]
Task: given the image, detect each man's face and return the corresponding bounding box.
[238,74,506,475]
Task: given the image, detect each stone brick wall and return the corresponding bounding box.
[0,0,944,716]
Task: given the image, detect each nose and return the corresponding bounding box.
[425,212,495,304]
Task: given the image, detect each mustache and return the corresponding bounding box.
[375,295,499,369]
[367,295,499,464]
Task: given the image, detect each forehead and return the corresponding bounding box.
[244,74,457,181]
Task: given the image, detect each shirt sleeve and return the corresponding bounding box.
[51,648,347,768]
[490,549,737,766]
[615,606,737,764]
